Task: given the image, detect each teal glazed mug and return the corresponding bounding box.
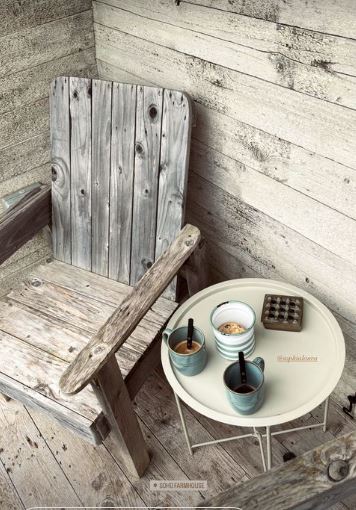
[223,357,265,414]
[163,326,208,376]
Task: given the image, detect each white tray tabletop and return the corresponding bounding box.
[161,278,345,427]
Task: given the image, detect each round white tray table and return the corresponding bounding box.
[161,278,345,471]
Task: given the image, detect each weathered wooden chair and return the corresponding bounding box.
[0,77,203,477]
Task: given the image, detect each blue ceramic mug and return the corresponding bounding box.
[163,326,207,376]
[223,357,265,414]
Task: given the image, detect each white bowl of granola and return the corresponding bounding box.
[210,301,256,360]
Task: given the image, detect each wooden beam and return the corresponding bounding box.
[92,355,150,477]
[0,184,51,265]
[181,238,209,297]
[199,430,356,510]
[60,223,201,395]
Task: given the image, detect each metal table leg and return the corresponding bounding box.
[253,427,267,472]
[266,425,272,470]
[323,396,329,432]
[174,392,193,455]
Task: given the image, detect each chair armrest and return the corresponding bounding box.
[60,224,201,395]
[0,184,51,265]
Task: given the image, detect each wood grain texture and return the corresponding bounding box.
[186,173,356,327]
[3,364,356,509]
[29,406,145,508]
[95,24,356,171]
[0,258,177,442]
[0,460,25,510]
[0,0,91,37]
[93,356,150,477]
[130,86,163,285]
[0,10,94,79]
[109,83,137,284]
[156,89,192,299]
[6,260,177,379]
[0,1,96,298]
[0,401,82,509]
[94,0,356,110]
[201,431,356,510]
[0,329,104,444]
[94,0,356,336]
[0,49,96,116]
[51,77,191,301]
[50,77,71,263]
[0,186,51,265]
[60,224,200,395]
[187,0,356,40]
[92,79,112,276]
[70,77,92,270]
[135,369,247,496]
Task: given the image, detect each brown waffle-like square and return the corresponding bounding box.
[261,294,304,332]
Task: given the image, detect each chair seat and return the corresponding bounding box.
[0,260,177,444]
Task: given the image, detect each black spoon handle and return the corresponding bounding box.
[187,318,194,349]
[239,351,247,384]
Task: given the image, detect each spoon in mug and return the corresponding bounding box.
[239,351,247,385]
[187,318,194,350]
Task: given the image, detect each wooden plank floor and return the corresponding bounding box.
[0,343,356,509]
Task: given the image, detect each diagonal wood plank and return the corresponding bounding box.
[0,461,24,510]
[0,329,101,422]
[135,370,248,496]
[0,400,82,508]
[28,406,145,508]
[70,76,92,270]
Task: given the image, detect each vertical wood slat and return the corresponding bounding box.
[92,79,112,277]
[50,76,71,264]
[130,86,163,286]
[156,90,193,300]
[109,83,136,284]
[70,77,92,271]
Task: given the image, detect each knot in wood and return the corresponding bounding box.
[31,278,42,288]
[327,459,349,482]
[148,104,158,120]
[185,239,194,247]
[135,142,144,156]
[93,346,104,355]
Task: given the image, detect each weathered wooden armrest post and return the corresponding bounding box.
[60,224,201,477]
[0,184,51,266]
[200,430,356,510]
[181,237,209,296]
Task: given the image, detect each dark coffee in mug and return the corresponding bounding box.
[233,384,256,394]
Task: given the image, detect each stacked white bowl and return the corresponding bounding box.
[210,301,256,360]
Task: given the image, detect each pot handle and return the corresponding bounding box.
[253,356,265,373]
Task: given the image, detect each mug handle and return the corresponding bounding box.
[253,356,265,373]
[162,328,172,344]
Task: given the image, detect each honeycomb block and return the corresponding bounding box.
[261,294,303,332]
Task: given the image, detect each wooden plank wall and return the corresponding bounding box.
[0,0,97,296]
[93,0,356,338]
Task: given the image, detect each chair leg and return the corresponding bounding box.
[92,355,150,478]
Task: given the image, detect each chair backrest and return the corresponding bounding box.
[50,77,192,300]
